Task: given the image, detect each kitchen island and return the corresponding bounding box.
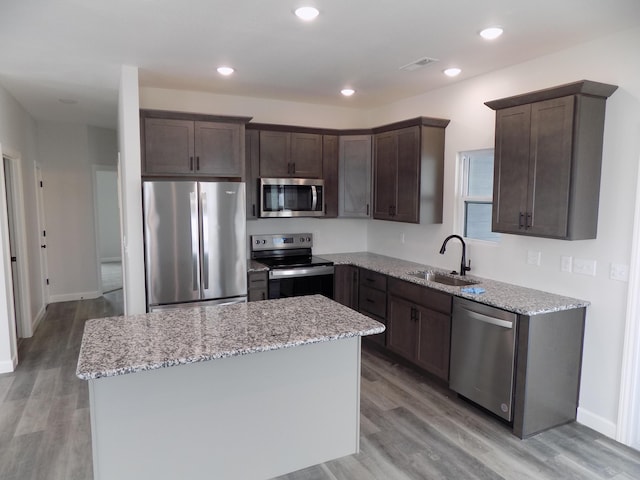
[76,295,384,480]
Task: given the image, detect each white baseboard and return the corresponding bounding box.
[49,291,101,303]
[577,406,617,439]
[101,257,122,263]
[0,353,18,374]
[32,305,46,333]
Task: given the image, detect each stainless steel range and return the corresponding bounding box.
[250,233,334,299]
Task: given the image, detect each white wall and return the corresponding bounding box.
[37,122,101,301]
[363,26,640,437]
[119,65,146,315]
[0,83,44,371]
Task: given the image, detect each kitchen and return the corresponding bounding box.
[1,1,640,478]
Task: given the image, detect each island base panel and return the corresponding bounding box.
[89,337,361,480]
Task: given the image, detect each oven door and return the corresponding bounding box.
[260,178,324,217]
[268,265,334,299]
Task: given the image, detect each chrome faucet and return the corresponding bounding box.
[439,235,471,276]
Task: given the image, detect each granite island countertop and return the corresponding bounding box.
[76,295,384,380]
[318,252,589,316]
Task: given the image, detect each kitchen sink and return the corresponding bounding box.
[408,271,479,287]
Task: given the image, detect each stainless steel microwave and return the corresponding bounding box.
[259,178,325,218]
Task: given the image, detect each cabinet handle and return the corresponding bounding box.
[366,298,374,303]
[252,204,256,217]
[519,212,525,229]
[410,306,416,321]
[324,203,327,214]
[287,162,291,175]
[196,156,200,170]
[293,162,296,174]
[526,212,532,229]
[190,156,194,171]
[366,204,370,216]
[365,277,374,282]
[261,292,266,300]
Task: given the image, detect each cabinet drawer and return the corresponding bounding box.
[359,268,387,291]
[359,285,387,319]
[388,278,452,315]
[248,271,268,289]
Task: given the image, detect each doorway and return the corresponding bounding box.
[93,166,122,294]
[3,156,22,338]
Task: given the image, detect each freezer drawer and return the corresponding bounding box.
[449,297,517,421]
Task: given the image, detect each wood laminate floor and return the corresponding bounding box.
[1,293,639,480]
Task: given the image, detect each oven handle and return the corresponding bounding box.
[269,265,334,279]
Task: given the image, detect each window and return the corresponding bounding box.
[460,149,500,242]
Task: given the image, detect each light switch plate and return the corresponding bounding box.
[573,258,597,276]
[527,250,541,266]
[610,263,630,282]
[561,256,573,273]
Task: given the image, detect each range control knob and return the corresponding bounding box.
[306,236,311,242]
[300,237,305,242]
[255,240,260,244]
[261,239,267,244]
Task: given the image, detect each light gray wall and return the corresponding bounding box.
[0,83,44,370]
[37,122,118,302]
[96,169,121,261]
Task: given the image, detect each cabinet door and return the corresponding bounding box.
[322,135,339,217]
[333,265,358,309]
[259,131,290,177]
[415,307,451,380]
[394,126,420,223]
[527,97,574,238]
[339,135,372,217]
[387,295,417,361]
[194,121,243,177]
[492,105,531,233]
[373,131,398,220]
[291,133,323,178]
[245,130,260,219]
[143,118,194,175]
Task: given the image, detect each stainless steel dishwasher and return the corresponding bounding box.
[449,297,518,421]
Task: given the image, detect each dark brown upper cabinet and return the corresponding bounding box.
[372,117,448,224]
[141,110,251,178]
[339,135,372,218]
[486,80,617,240]
[258,130,323,178]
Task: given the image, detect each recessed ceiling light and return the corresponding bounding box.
[341,88,355,97]
[294,6,319,21]
[443,67,461,77]
[217,66,235,76]
[480,26,503,40]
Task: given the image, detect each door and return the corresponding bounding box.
[339,135,371,217]
[3,157,21,338]
[415,306,451,380]
[199,182,246,300]
[195,122,243,177]
[394,126,420,223]
[143,181,200,306]
[527,96,574,237]
[492,105,531,233]
[387,295,417,361]
[373,131,398,220]
[259,131,290,177]
[290,133,322,178]
[143,118,194,175]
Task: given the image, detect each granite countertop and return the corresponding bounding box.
[248,259,269,272]
[319,252,589,316]
[76,295,384,381]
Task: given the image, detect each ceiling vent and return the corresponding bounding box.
[399,56,439,71]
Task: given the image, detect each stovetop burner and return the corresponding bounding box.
[250,233,333,269]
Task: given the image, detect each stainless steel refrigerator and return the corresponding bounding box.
[143,180,247,311]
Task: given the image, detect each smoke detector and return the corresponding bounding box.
[399,57,439,72]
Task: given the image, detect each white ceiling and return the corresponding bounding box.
[1,0,639,129]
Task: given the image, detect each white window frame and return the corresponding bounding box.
[457,148,500,244]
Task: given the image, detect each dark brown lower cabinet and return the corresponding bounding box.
[387,278,452,381]
[333,265,359,309]
[247,271,268,302]
[357,268,387,346]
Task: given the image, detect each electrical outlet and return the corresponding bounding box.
[561,256,573,273]
[573,258,597,276]
[610,263,630,282]
[527,250,541,266]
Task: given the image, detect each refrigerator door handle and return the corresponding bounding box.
[201,191,210,290]
[189,191,199,291]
